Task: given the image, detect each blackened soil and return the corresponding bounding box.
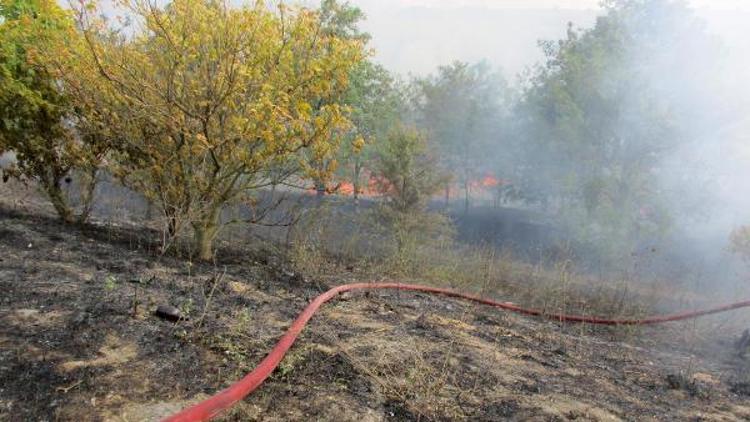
[1,206,750,421]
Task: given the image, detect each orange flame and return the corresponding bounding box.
[468,174,507,191]
[481,175,501,188]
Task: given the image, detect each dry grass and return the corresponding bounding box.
[285,205,662,327]
[4,181,750,421]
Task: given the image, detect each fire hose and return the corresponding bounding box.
[163,282,750,422]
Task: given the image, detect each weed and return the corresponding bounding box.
[103,274,117,291]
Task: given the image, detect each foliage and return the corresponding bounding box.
[63,0,365,260]
[375,125,446,213]
[516,0,721,265]
[337,60,404,200]
[304,0,375,197]
[0,0,104,223]
[373,125,452,263]
[318,0,370,42]
[412,61,511,211]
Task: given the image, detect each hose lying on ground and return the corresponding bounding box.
[163,282,750,422]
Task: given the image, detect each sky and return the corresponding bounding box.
[346,0,750,77]
[81,0,750,79]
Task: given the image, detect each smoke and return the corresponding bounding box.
[584,1,750,289]
[18,0,750,292]
[649,2,750,282]
[350,0,599,78]
[357,0,750,289]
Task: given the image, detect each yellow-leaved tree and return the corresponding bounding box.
[61,0,365,260]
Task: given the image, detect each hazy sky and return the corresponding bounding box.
[347,0,750,78]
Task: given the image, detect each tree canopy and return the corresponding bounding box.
[516,0,723,262]
[412,61,511,211]
[0,0,103,223]
[59,0,366,259]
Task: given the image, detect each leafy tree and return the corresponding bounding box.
[413,61,510,212]
[65,0,365,260]
[373,124,450,255]
[305,0,371,197]
[0,0,104,223]
[337,60,404,203]
[516,0,722,263]
[318,0,369,41]
[312,2,405,202]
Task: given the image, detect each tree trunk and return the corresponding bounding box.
[44,180,74,223]
[193,209,221,261]
[353,158,363,209]
[463,180,470,214]
[165,206,179,237]
[314,180,326,210]
[315,181,326,198]
[76,168,98,224]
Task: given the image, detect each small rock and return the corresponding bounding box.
[154,305,184,322]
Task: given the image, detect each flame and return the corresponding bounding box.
[338,182,355,195]
[306,176,384,197]
[481,175,501,188]
[468,174,507,191]
[305,173,509,199]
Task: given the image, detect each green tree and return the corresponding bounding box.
[413,61,510,213]
[65,0,365,260]
[517,0,721,263]
[0,0,104,223]
[337,60,404,204]
[373,125,450,256]
[306,0,371,198]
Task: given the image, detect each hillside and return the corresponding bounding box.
[2,197,750,421]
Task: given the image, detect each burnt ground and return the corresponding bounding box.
[2,200,750,421]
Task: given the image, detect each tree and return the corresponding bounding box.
[65,0,365,260]
[313,2,405,204]
[305,0,371,198]
[337,60,403,204]
[0,0,104,223]
[516,0,722,263]
[413,61,510,213]
[373,124,450,255]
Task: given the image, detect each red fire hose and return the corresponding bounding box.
[163,282,750,422]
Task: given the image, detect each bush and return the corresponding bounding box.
[730,226,750,264]
[59,0,365,260]
[372,125,453,272]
